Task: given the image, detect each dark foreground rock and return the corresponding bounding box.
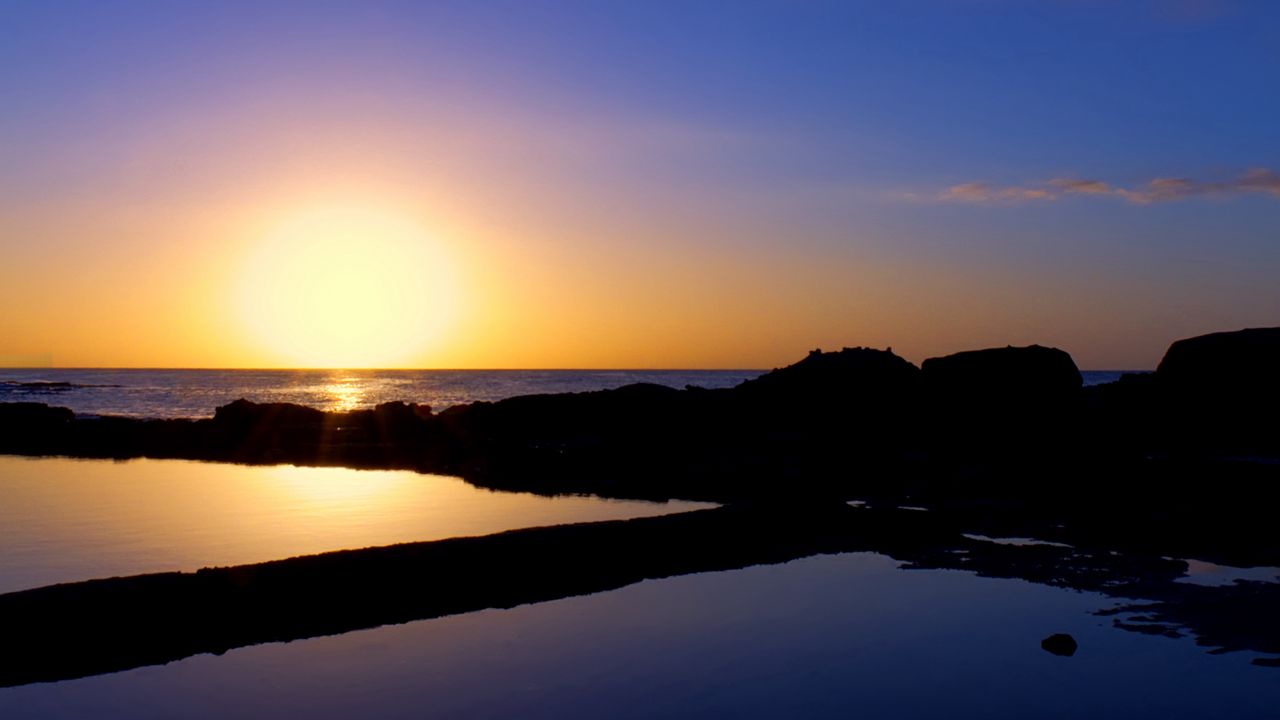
[1041,633,1079,657]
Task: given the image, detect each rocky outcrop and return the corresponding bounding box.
[921,345,1082,402]
[1154,327,1280,451]
[0,402,75,454]
[1,329,1276,501]
[733,347,921,406]
[919,345,1083,457]
[1157,327,1280,395]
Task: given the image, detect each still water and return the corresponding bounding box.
[4,552,1278,718]
[0,455,710,594]
[2,455,1277,718]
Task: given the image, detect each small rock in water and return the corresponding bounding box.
[1041,633,1078,657]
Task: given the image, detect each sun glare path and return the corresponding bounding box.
[323,376,365,412]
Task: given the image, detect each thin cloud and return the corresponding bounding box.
[938,182,1054,203]
[1049,178,1112,195]
[937,168,1280,205]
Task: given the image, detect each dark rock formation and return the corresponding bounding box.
[919,345,1082,461]
[0,402,75,454]
[734,346,921,407]
[921,344,1082,404]
[0,329,1276,503]
[1157,327,1280,395]
[1154,327,1280,452]
[1040,633,1078,657]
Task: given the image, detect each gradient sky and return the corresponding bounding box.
[2,1,1278,369]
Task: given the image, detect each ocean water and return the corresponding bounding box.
[0,369,761,418]
[0,368,1134,419]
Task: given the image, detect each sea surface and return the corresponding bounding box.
[0,368,1136,419]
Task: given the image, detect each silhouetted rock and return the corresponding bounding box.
[921,345,1082,401]
[0,328,1275,503]
[729,348,923,482]
[1040,633,1078,657]
[734,347,921,405]
[0,401,74,426]
[919,345,1082,458]
[1154,328,1280,451]
[212,398,325,428]
[1157,327,1280,395]
[0,402,75,454]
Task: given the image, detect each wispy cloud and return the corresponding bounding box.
[936,168,1280,205]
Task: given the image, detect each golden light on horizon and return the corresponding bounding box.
[236,204,460,368]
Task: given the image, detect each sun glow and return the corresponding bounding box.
[237,205,459,368]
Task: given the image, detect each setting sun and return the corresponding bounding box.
[236,205,459,368]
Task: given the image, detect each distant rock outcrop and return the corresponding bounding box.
[733,347,921,407]
[0,402,75,454]
[0,328,1276,502]
[921,345,1082,402]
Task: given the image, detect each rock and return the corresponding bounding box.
[1157,327,1280,399]
[0,402,74,425]
[0,403,76,454]
[1040,632,1078,657]
[212,399,325,428]
[920,345,1082,454]
[733,347,921,406]
[921,345,1082,402]
[1155,328,1280,449]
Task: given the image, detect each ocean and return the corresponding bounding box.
[0,369,761,418]
[0,368,1137,419]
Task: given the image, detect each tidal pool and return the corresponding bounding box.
[2,456,1278,718]
[0,455,710,594]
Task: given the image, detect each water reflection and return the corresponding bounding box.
[3,552,1278,719]
[321,375,365,412]
[0,456,711,595]
[7,501,1280,691]
[1177,558,1280,587]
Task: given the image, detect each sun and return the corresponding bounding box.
[237,204,459,368]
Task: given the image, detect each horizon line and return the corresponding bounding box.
[0,366,1152,373]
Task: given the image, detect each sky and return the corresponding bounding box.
[2,0,1278,369]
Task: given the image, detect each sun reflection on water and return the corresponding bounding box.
[264,463,410,511]
[323,376,365,412]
